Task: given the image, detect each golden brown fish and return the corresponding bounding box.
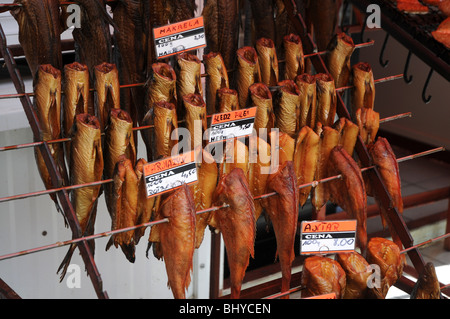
[352,62,376,114]
[146,62,177,108]
[326,33,355,88]
[203,52,229,115]
[256,38,279,87]
[355,107,380,145]
[249,83,275,138]
[148,184,196,299]
[94,62,121,132]
[264,161,299,299]
[333,117,360,157]
[219,138,250,180]
[208,168,256,299]
[33,64,69,207]
[366,237,404,299]
[273,80,301,138]
[295,73,317,129]
[105,155,139,263]
[335,251,372,299]
[175,52,203,117]
[182,93,208,152]
[236,46,261,108]
[270,130,295,171]
[411,262,442,299]
[58,113,103,280]
[327,146,368,254]
[216,87,239,113]
[293,125,320,207]
[307,0,340,51]
[166,0,196,23]
[301,256,346,299]
[191,148,218,248]
[11,0,62,79]
[283,33,305,81]
[316,73,337,127]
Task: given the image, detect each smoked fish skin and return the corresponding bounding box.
[315,73,337,127]
[352,62,376,114]
[209,168,256,299]
[149,184,197,299]
[216,87,239,113]
[295,73,317,129]
[236,46,261,108]
[182,93,208,152]
[175,52,203,118]
[203,52,230,115]
[283,33,305,81]
[249,0,276,42]
[256,37,279,87]
[410,262,442,299]
[326,32,355,88]
[307,0,340,51]
[336,251,372,299]
[274,80,301,138]
[249,83,275,138]
[355,107,380,145]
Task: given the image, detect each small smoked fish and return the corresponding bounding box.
[183,93,208,152]
[11,0,62,79]
[58,113,103,280]
[327,146,368,254]
[62,62,91,164]
[105,155,139,263]
[203,52,230,115]
[301,256,346,299]
[175,52,203,117]
[274,80,301,138]
[249,83,275,138]
[283,33,305,81]
[333,117,360,157]
[216,87,239,113]
[209,168,256,299]
[148,184,196,299]
[94,63,121,132]
[236,46,261,108]
[191,148,218,248]
[366,237,404,299]
[293,126,320,207]
[295,73,317,129]
[336,251,372,299]
[355,107,380,145]
[326,33,355,88]
[411,262,442,299]
[352,62,376,114]
[265,161,299,299]
[316,73,337,127]
[33,65,69,207]
[256,38,279,87]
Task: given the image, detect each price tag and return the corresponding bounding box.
[300,220,357,255]
[208,107,257,143]
[143,151,197,198]
[153,16,206,59]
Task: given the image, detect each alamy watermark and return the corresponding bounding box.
[366,4,381,29]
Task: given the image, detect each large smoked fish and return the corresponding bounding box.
[316,73,337,127]
[175,53,203,118]
[105,155,139,263]
[283,33,305,81]
[219,138,249,180]
[58,113,103,280]
[208,168,256,299]
[249,83,275,138]
[264,161,299,299]
[236,46,261,108]
[301,256,346,299]
[256,38,279,87]
[295,73,317,129]
[411,262,442,299]
[33,65,69,208]
[352,62,376,114]
[336,252,372,299]
[355,107,380,145]
[327,146,368,254]
[333,117,359,157]
[216,87,239,113]
[326,33,355,88]
[203,52,230,115]
[94,63,121,132]
[148,184,196,299]
[11,0,62,79]
[183,93,208,152]
[274,80,301,138]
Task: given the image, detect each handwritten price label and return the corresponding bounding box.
[144,151,197,198]
[300,220,357,255]
[208,107,256,143]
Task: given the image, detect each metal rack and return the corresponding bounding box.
[0,0,449,299]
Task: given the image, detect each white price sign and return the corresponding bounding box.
[208,107,256,143]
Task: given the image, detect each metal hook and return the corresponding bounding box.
[403,51,413,84]
[379,33,390,68]
[422,68,434,104]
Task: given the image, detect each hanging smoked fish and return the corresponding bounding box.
[333,117,360,157]
[355,107,380,145]
[219,138,249,180]
[94,62,121,132]
[203,52,229,115]
[307,0,340,51]
[182,93,208,152]
[175,52,203,118]
[326,33,355,89]
[274,80,301,138]
[283,33,305,81]
[256,37,279,87]
[216,87,239,113]
[335,251,372,299]
[410,262,442,299]
[352,62,376,114]
[249,0,276,42]
[249,83,275,138]
[236,46,261,108]
[316,73,337,127]
[295,73,317,129]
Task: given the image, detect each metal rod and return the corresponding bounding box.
[401,232,450,254]
[264,285,305,299]
[336,74,404,92]
[303,40,375,59]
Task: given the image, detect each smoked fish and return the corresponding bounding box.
[33,64,69,207]
[208,168,256,299]
[274,80,301,138]
[316,73,337,127]
[283,33,305,81]
[355,107,379,145]
[94,62,121,132]
[236,46,261,108]
[411,262,442,299]
[149,184,196,299]
[219,138,250,180]
[183,93,208,152]
[327,146,368,254]
[293,126,320,207]
[249,0,276,42]
[336,251,372,299]
[432,17,450,49]
[333,117,359,157]
[256,38,279,87]
[105,155,139,263]
[352,62,376,114]
[270,131,295,170]
[175,52,203,118]
[166,0,196,23]
[307,0,340,51]
[295,73,317,129]
[264,161,299,299]
[249,83,275,138]
[11,0,62,79]
[216,87,239,113]
[301,256,346,299]
[203,52,230,115]
[326,33,355,88]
